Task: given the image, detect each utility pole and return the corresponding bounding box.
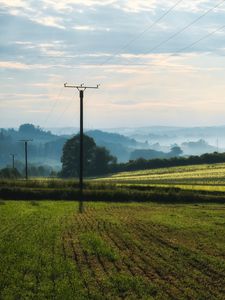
[19,140,32,180]
[64,83,99,213]
[10,153,17,169]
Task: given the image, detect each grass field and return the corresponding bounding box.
[99,162,225,192]
[0,201,224,299]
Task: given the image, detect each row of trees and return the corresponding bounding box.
[110,152,225,173]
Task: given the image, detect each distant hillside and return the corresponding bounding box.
[1,124,223,170]
[181,139,217,155]
[0,124,143,169]
[109,125,225,150]
[86,130,141,162]
[0,124,67,169]
[130,146,183,161]
[130,149,167,160]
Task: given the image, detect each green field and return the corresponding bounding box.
[0,201,224,299]
[99,162,225,192]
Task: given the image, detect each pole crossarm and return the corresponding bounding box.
[64,83,100,91]
[19,139,33,142]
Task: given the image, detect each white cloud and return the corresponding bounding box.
[0,60,65,70]
[73,25,110,32]
[41,0,213,13]
[0,61,30,70]
[32,16,65,29]
[0,0,29,9]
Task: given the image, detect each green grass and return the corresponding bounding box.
[80,232,118,262]
[0,201,224,299]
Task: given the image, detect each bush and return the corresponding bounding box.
[0,168,21,179]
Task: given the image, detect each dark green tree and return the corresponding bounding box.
[60,134,116,178]
[93,146,117,175]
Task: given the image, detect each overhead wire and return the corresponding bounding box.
[43,86,64,128]
[56,94,77,126]
[114,0,225,67]
[112,23,225,70]
[24,0,183,66]
[98,0,184,67]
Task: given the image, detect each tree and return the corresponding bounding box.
[93,146,117,175]
[19,124,40,134]
[60,134,116,178]
[169,146,183,157]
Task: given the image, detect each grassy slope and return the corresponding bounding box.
[0,201,224,299]
[98,162,225,192]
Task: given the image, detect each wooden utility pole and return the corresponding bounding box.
[19,140,32,180]
[64,83,99,212]
[10,153,17,169]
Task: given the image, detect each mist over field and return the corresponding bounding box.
[1,123,224,174]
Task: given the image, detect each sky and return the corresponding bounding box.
[1,0,225,129]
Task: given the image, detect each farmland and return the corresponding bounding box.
[99,162,225,193]
[0,201,224,299]
[1,163,225,299]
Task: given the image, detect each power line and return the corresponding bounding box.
[171,24,225,56]
[16,0,183,67]
[98,0,184,67]
[56,95,76,126]
[141,23,225,69]
[43,86,64,128]
[119,0,225,67]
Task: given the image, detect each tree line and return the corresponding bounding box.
[109,152,225,173]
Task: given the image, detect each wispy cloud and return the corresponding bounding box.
[0,61,30,70]
[73,25,110,32]
[33,16,65,29]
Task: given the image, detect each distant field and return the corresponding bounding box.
[98,163,225,192]
[0,201,224,299]
[2,163,225,203]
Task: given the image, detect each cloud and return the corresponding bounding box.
[0,60,65,70]
[41,0,214,13]
[0,0,28,9]
[32,16,65,29]
[0,61,30,70]
[73,25,110,32]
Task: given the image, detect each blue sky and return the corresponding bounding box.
[1,0,225,129]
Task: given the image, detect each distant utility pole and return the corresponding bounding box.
[10,153,17,169]
[19,140,32,180]
[64,83,100,212]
